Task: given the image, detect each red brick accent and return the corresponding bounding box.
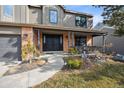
[21,27,33,46]
[63,32,68,52]
[87,35,93,46]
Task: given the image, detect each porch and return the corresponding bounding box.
[33,28,106,53]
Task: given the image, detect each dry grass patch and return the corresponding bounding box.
[4,60,46,76]
[34,58,124,88]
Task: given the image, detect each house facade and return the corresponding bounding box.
[93,22,124,55]
[0,5,104,61]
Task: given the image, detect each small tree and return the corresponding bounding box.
[22,40,40,63]
[95,5,124,36]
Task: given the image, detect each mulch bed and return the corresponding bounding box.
[3,60,46,76]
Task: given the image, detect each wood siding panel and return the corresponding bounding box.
[40,32,43,52]
[33,30,38,48]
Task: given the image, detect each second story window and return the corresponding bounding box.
[75,16,87,28]
[3,5,13,17]
[49,10,58,24]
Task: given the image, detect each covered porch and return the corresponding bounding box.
[33,27,106,53]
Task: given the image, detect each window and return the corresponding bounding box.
[75,16,87,28]
[75,37,86,46]
[87,19,93,28]
[49,10,58,24]
[3,5,13,17]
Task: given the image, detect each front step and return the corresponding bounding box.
[43,51,67,54]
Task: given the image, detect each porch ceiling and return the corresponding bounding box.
[0,22,107,36]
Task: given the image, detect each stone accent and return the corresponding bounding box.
[21,27,33,46]
[87,35,93,46]
[21,27,33,60]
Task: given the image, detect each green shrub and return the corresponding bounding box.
[67,59,81,69]
[68,47,79,54]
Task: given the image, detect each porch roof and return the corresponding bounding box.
[0,22,107,36]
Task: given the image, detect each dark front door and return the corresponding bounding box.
[43,34,63,51]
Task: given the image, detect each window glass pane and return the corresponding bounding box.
[3,5,13,17]
[75,16,87,28]
[76,16,80,20]
[50,10,57,23]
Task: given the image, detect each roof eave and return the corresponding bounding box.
[59,5,93,17]
[0,22,106,36]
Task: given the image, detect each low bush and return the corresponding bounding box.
[67,59,81,69]
[68,47,79,54]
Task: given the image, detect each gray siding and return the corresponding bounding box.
[29,6,42,24]
[19,5,27,23]
[14,6,21,23]
[63,13,75,27]
[93,28,124,55]
[0,6,1,22]
[0,26,21,35]
[0,5,93,29]
[108,36,124,55]
[93,36,103,47]
[63,12,92,29]
[14,5,27,23]
[0,5,28,23]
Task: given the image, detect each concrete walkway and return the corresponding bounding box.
[0,54,64,88]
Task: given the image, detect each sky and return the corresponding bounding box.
[64,5,104,27]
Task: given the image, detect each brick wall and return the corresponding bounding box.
[87,35,93,46]
[21,27,33,61]
[63,32,68,52]
[21,27,33,46]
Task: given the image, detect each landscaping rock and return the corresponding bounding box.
[112,54,124,62]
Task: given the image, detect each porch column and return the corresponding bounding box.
[40,32,43,52]
[38,30,40,49]
[21,27,33,46]
[87,35,93,46]
[102,35,106,53]
[21,27,33,60]
[68,32,71,47]
[63,32,68,52]
[72,32,75,47]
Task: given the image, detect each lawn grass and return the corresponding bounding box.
[34,59,124,88]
